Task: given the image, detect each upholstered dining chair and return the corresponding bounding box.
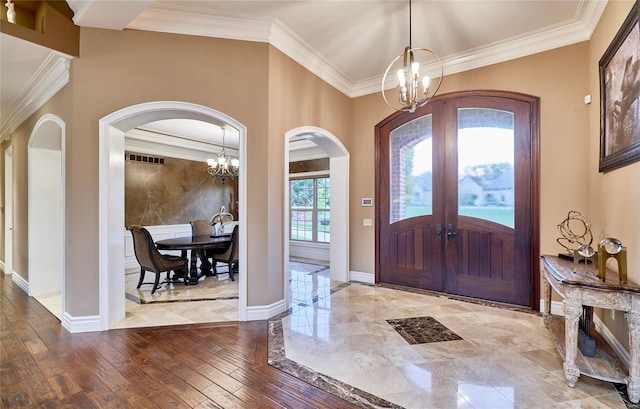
[129,225,189,294]
[212,224,239,281]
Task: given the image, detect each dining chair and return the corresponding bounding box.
[128,225,189,294]
[212,224,239,281]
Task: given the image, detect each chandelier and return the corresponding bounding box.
[207,127,239,183]
[381,0,443,113]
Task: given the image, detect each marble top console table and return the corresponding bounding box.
[541,255,640,403]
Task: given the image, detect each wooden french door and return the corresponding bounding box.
[375,90,539,308]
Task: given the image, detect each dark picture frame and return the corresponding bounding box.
[599,1,640,173]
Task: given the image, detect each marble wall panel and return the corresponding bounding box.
[125,156,238,227]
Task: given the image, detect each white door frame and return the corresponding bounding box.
[28,114,66,314]
[4,145,13,276]
[98,101,247,330]
[284,126,349,309]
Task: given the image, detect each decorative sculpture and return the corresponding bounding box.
[210,205,234,235]
[557,211,594,259]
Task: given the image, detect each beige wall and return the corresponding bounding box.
[63,28,271,314]
[266,46,351,301]
[0,83,73,280]
[588,0,637,349]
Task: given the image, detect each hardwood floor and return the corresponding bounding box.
[0,274,360,408]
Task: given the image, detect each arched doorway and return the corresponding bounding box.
[28,114,66,318]
[98,101,247,330]
[284,126,349,309]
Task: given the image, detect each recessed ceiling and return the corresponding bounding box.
[2,0,608,138]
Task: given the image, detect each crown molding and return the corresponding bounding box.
[68,0,155,30]
[128,1,607,99]
[128,6,273,44]
[357,1,608,97]
[128,5,354,96]
[124,128,238,163]
[1,53,71,139]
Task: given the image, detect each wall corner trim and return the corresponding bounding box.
[11,273,28,294]
[246,299,286,321]
[350,271,374,284]
[62,313,102,333]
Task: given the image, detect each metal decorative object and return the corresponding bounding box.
[381,0,443,113]
[597,237,627,282]
[557,210,594,258]
[207,127,239,183]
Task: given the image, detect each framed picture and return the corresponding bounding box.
[599,1,640,173]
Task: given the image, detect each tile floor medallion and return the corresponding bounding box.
[386,316,463,345]
[270,280,632,409]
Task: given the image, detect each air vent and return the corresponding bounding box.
[125,152,164,164]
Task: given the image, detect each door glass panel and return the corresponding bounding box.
[457,108,514,228]
[389,115,433,223]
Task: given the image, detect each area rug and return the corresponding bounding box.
[125,270,239,304]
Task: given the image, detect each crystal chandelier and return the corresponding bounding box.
[207,127,239,183]
[381,0,443,113]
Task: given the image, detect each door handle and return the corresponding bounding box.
[447,224,457,241]
[436,223,443,240]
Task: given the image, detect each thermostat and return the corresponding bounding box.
[361,198,373,207]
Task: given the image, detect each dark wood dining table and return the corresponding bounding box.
[155,234,231,284]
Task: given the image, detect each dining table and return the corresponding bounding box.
[155,234,231,284]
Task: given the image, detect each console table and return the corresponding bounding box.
[542,255,640,403]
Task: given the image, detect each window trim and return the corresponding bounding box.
[289,173,330,243]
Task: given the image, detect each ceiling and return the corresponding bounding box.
[1,0,608,151]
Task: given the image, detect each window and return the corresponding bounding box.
[290,176,330,243]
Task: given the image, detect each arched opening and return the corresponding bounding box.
[4,146,14,278]
[284,126,349,309]
[98,101,247,331]
[28,115,65,320]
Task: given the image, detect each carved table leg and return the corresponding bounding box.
[626,311,640,403]
[563,301,582,387]
[543,274,552,329]
[188,249,199,284]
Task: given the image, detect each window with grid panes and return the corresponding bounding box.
[290,177,330,243]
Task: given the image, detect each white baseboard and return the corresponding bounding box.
[289,241,330,263]
[61,312,102,333]
[12,273,28,294]
[0,260,5,273]
[542,299,629,368]
[350,270,374,284]
[246,299,286,321]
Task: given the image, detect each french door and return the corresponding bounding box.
[375,91,539,307]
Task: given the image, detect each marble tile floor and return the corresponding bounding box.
[113,259,332,329]
[34,291,62,320]
[114,267,240,329]
[270,283,633,409]
[124,267,239,304]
